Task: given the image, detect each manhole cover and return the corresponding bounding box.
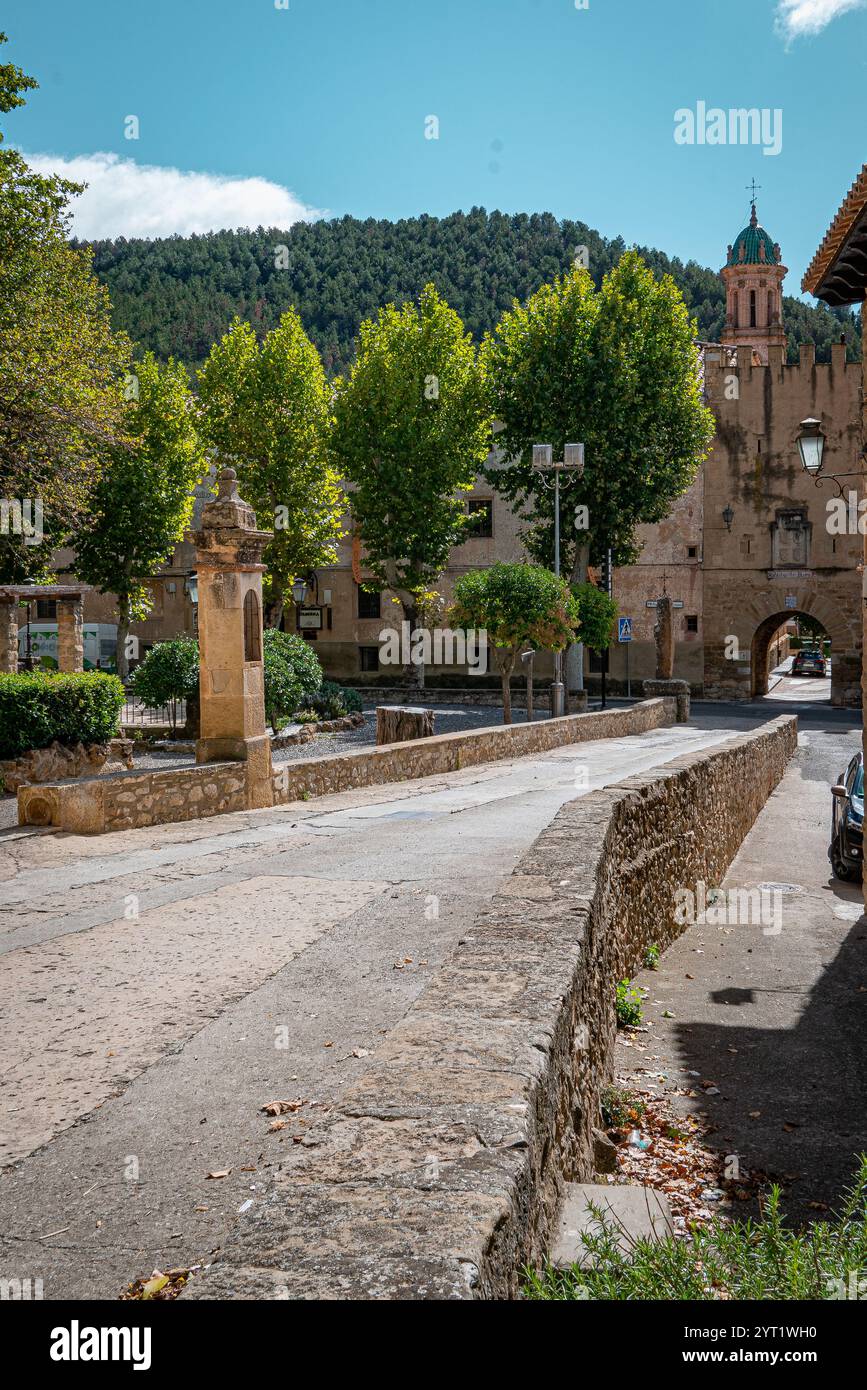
[756,882,804,894]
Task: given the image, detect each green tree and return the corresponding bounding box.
[572,582,617,652]
[482,254,714,689]
[129,637,199,737]
[197,309,342,627]
[73,353,205,679]
[482,254,716,576]
[450,563,579,724]
[331,283,491,688]
[262,628,323,733]
[0,34,131,582]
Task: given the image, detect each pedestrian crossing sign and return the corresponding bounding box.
[618,617,633,642]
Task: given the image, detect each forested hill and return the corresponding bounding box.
[84,209,861,375]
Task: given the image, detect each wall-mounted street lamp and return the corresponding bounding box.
[722,505,734,533]
[796,416,863,498]
[796,418,826,476]
[185,571,199,606]
[291,576,308,605]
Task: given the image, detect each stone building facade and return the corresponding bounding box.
[608,204,863,707]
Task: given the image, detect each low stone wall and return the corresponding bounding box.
[186,714,797,1301]
[271,699,675,804]
[18,761,247,834]
[18,699,674,834]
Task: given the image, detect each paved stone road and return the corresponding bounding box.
[0,719,740,1299]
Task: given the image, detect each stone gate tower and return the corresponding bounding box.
[721,202,788,363]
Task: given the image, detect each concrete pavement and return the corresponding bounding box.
[616,726,867,1225]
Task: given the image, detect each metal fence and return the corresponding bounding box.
[121,695,187,732]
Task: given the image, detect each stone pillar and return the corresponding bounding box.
[0,599,18,673]
[654,597,675,680]
[56,597,84,672]
[189,468,274,811]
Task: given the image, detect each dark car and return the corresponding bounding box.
[792,649,827,677]
[830,751,863,880]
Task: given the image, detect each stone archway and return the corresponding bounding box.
[746,591,859,707]
[704,582,861,707]
[751,610,829,699]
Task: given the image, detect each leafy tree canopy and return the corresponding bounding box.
[450,563,579,722]
[0,33,131,583]
[197,309,342,626]
[73,352,205,677]
[482,254,717,573]
[331,283,490,631]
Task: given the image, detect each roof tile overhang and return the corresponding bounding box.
[802,164,867,307]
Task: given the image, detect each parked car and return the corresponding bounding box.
[830,751,863,880]
[792,649,826,677]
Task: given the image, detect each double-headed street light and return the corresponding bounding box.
[533,442,585,717]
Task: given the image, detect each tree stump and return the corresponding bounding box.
[376,705,435,745]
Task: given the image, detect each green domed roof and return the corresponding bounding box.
[726,205,779,266]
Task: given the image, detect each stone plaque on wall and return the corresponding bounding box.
[771,511,810,569]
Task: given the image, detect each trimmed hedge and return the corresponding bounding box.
[0,672,125,760]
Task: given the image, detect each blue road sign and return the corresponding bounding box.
[618,617,633,643]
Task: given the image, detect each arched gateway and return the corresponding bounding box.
[705,586,861,707]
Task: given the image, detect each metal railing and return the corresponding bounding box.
[121,695,187,734]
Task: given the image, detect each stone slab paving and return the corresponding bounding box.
[0,720,762,1298]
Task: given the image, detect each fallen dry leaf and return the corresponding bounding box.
[260,1099,305,1116]
[206,1169,230,1180]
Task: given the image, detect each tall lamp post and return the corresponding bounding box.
[532,442,585,717]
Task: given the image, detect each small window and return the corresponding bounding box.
[243,590,262,662]
[467,499,493,538]
[687,545,697,560]
[359,645,379,672]
[357,586,381,619]
[749,290,757,328]
[36,599,57,620]
[686,615,699,633]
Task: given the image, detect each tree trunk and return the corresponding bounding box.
[499,653,515,725]
[376,705,435,744]
[525,654,534,722]
[567,542,590,694]
[116,593,131,684]
[401,599,423,696]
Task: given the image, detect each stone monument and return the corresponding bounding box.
[642,594,690,722]
[188,468,275,810]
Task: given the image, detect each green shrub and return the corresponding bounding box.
[615,979,643,1028]
[130,638,199,735]
[524,1158,867,1301]
[643,943,660,970]
[263,629,323,731]
[0,672,125,759]
[302,679,362,720]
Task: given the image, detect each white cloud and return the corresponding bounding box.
[776,0,867,40]
[20,150,324,240]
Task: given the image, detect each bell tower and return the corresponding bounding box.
[721,196,788,363]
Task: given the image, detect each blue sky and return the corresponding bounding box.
[3,0,866,294]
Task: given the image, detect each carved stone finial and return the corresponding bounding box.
[217,467,240,501]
